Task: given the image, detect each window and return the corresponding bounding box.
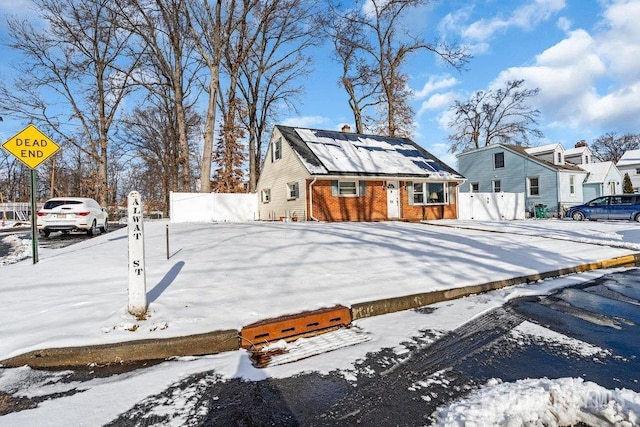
[494,152,505,169]
[287,182,299,199]
[569,175,575,195]
[635,168,640,175]
[528,177,540,196]
[493,180,501,192]
[331,180,365,197]
[272,137,282,161]
[261,188,271,203]
[410,182,446,204]
[471,182,479,193]
[557,152,562,163]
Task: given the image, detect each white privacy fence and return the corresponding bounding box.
[457,192,526,220]
[169,192,258,223]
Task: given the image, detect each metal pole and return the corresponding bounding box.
[166,224,169,260]
[30,169,39,264]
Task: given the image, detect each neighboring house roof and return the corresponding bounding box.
[525,143,564,155]
[276,125,463,179]
[564,146,590,156]
[617,149,640,167]
[579,161,617,183]
[457,143,585,173]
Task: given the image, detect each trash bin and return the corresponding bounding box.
[535,204,547,219]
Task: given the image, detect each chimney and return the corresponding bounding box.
[341,124,351,133]
[575,140,587,148]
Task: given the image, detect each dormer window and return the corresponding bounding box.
[557,152,562,164]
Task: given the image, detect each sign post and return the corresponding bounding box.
[127,191,147,316]
[2,124,60,264]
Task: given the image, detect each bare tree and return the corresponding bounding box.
[117,0,202,192]
[326,0,469,137]
[447,79,543,153]
[237,0,321,191]
[591,132,640,163]
[0,0,140,205]
[185,0,225,193]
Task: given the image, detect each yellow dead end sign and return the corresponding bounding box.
[2,124,60,169]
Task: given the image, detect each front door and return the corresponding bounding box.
[386,181,400,219]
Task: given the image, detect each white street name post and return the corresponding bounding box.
[128,191,147,316]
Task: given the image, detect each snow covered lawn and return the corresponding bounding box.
[0,219,638,361]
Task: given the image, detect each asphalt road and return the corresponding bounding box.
[102,268,640,426]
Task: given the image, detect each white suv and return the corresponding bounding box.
[37,197,109,237]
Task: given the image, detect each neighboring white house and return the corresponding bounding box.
[617,149,640,193]
[578,161,622,200]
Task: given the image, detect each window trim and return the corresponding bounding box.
[272,137,282,162]
[470,182,479,193]
[569,175,575,195]
[261,188,271,203]
[331,180,366,197]
[493,179,501,193]
[287,181,299,200]
[528,176,540,197]
[408,181,448,205]
[494,152,505,169]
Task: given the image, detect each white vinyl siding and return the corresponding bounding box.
[257,130,310,220]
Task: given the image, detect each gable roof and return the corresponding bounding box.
[525,143,564,155]
[579,161,617,183]
[564,145,591,156]
[276,125,463,179]
[457,143,585,173]
[617,149,640,167]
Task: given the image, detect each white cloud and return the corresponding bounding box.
[417,92,458,116]
[490,0,640,134]
[413,75,458,99]
[445,0,566,53]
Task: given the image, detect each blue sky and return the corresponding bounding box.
[1,0,639,168]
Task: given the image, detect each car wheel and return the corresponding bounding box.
[87,220,96,236]
[42,230,51,238]
[635,213,640,222]
[100,219,109,234]
[572,211,585,221]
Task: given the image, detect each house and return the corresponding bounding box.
[256,125,465,222]
[578,161,622,200]
[564,140,593,165]
[456,144,588,217]
[616,149,640,192]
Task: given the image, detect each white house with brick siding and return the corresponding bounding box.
[256,125,464,222]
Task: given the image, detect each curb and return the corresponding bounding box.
[2,254,638,369]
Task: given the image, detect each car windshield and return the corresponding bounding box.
[43,200,83,209]
[588,197,608,207]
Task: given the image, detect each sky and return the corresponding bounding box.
[1,218,640,424]
[0,0,639,168]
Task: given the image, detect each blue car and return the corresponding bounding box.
[566,194,640,222]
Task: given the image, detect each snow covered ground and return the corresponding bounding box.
[1,218,640,425]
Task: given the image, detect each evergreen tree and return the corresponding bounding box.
[623,173,634,193]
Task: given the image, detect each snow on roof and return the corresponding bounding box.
[293,128,458,178]
[525,143,563,154]
[579,161,614,183]
[617,149,640,166]
[564,146,590,156]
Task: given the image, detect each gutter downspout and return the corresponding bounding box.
[308,177,320,222]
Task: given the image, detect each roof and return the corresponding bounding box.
[564,146,590,156]
[525,143,563,155]
[276,125,463,179]
[457,143,585,173]
[579,161,616,183]
[617,149,640,167]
